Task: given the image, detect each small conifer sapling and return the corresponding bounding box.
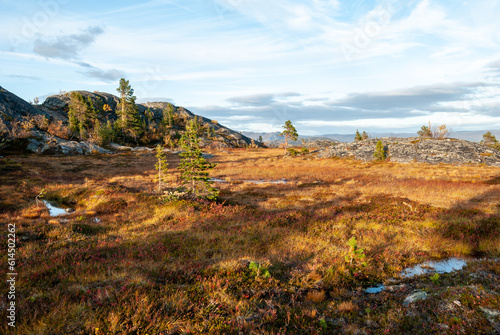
[155,144,169,194]
[373,140,386,161]
[178,119,219,200]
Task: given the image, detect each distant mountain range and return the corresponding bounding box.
[242,130,500,146]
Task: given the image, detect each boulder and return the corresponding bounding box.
[26,131,110,155]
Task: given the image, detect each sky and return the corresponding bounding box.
[1,0,500,135]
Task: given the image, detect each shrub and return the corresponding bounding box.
[287,147,309,156]
[418,122,449,139]
[488,142,500,151]
[482,132,499,150]
[433,124,449,139]
[47,120,72,140]
[248,261,270,278]
[345,237,367,269]
[88,121,114,146]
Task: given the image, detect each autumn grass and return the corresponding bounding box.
[0,148,499,334]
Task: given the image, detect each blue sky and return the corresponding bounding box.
[1,0,500,135]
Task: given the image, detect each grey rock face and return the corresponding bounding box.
[0,86,49,122]
[319,137,500,167]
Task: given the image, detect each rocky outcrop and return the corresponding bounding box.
[0,86,49,122]
[26,131,110,155]
[319,137,500,167]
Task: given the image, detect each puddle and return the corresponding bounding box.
[210,178,287,184]
[246,179,287,184]
[400,258,467,278]
[210,178,227,183]
[365,258,467,294]
[43,201,70,217]
[365,284,385,294]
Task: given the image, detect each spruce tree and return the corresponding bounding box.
[281,120,298,153]
[178,119,218,200]
[155,144,169,194]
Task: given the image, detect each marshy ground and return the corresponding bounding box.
[0,148,499,334]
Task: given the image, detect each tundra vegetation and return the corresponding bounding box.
[0,146,499,334]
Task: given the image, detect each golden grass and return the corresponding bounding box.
[337,301,358,313]
[207,149,500,212]
[306,290,326,303]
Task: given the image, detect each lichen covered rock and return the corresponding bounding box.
[319,137,500,167]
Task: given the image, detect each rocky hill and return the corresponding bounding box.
[0,86,254,155]
[0,86,50,121]
[319,137,500,167]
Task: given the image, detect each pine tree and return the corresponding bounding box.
[117,78,133,125]
[281,120,298,153]
[126,95,143,142]
[417,123,432,138]
[191,116,202,135]
[155,144,169,194]
[258,135,263,143]
[482,131,500,150]
[482,131,498,145]
[178,119,218,200]
[373,140,386,161]
[86,96,98,125]
[361,131,369,140]
[116,78,142,142]
[354,129,362,141]
[167,104,175,127]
